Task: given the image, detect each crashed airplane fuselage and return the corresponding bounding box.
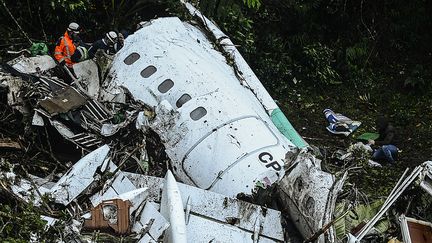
[108,17,298,196]
[0,3,336,242]
[104,8,336,242]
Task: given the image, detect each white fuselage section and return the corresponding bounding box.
[107,17,297,196]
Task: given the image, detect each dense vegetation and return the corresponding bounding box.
[1,0,431,241]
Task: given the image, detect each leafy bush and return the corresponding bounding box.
[301,43,341,85]
[404,64,429,89]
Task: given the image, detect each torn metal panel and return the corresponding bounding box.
[278,150,335,243]
[186,214,277,243]
[123,172,285,242]
[99,78,126,104]
[324,171,348,242]
[1,73,28,114]
[49,145,111,205]
[133,202,170,241]
[419,161,432,196]
[38,76,68,92]
[69,133,102,149]
[90,170,137,207]
[123,172,164,202]
[50,116,101,150]
[72,60,100,100]
[353,166,425,241]
[400,214,432,243]
[32,111,45,126]
[39,86,87,115]
[138,234,157,243]
[1,171,51,206]
[0,138,21,149]
[83,199,132,235]
[10,55,56,74]
[41,215,58,230]
[136,111,150,131]
[113,188,149,214]
[160,171,187,243]
[100,111,136,137]
[8,176,51,205]
[83,99,112,122]
[29,174,56,189]
[50,120,75,138]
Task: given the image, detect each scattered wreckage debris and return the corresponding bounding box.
[106,5,336,241]
[1,145,287,242]
[38,86,86,115]
[0,138,21,150]
[346,161,432,242]
[0,4,324,241]
[399,214,432,243]
[1,2,431,243]
[323,108,361,136]
[83,199,132,235]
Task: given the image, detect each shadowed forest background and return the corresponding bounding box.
[0,0,431,241]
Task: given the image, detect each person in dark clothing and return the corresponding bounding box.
[368,116,399,164]
[70,46,89,63]
[88,31,123,59]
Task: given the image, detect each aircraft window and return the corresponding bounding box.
[158,79,174,93]
[176,94,191,108]
[123,52,140,65]
[190,107,207,121]
[140,65,157,78]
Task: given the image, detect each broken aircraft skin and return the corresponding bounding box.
[1,145,287,242]
[104,3,337,242]
[0,3,337,243]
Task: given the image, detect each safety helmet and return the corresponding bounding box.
[105,31,118,45]
[67,22,80,33]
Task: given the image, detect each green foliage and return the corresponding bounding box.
[343,40,374,88]
[345,41,369,68]
[243,0,261,9]
[404,64,429,89]
[334,200,389,240]
[0,200,47,242]
[198,0,256,54]
[301,43,341,85]
[48,0,89,12]
[250,34,295,94]
[221,9,255,54]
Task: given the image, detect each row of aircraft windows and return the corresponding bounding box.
[124,52,207,121]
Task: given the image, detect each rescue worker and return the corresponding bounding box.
[71,46,89,63]
[368,116,399,164]
[88,31,123,59]
[54,22,81,67]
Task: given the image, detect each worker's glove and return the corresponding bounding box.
[59,60,66,66]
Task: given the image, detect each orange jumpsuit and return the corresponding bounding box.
[54,32,77,67]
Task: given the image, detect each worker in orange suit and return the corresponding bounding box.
[54,22,81,67]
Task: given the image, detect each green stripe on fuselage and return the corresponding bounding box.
[271,108,308,148]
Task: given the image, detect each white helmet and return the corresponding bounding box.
[105,31,118,44]
[67,22,80,33]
